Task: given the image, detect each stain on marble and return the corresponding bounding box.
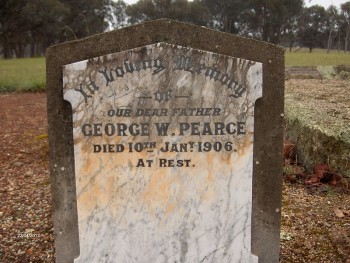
[63,43,261,262]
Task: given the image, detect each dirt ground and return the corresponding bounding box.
[0,93,53,262]
[0,86,349,262]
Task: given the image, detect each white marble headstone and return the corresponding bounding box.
[63,43,262,262]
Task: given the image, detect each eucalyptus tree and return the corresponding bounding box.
[0,0,28,58]
[325,5,339,52]
[125,0,210,27]
[341,1,350,52]
[126,0,190,24]
[22,0,68,56]
[60,0,111,40]
[0,0,68,58]
[201,0,250,34]
[107,0,129,29]
[298,5,327,52]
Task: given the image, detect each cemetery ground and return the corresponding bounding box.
[0,79,349,262]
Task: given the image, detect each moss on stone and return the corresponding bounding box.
[285,79,350,177]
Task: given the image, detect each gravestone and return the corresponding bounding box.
[47,19,284,263]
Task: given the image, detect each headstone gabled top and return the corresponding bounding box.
[47,19,284,263]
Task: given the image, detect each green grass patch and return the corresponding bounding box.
[0,57,46,93]
[285,48,350,67]
[0,49,349,93]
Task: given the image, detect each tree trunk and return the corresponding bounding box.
[17,42,25,58]
[289,39,295,52]
[2,42,12,58]
[345,36,349,53]
[31,42,35,57]
[345,23,350,53]
[327,29,333,53]
[223,16,228,33]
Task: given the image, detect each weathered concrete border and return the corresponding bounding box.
[286,116,350,177]
[285,88,350,177]
[285,65,350,80]
[47,19,284,263]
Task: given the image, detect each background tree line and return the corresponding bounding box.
[1,0,350,58]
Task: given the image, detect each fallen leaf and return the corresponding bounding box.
[305,175,319,185]
[314,163,329,179]
[342,210,350,216]
[334,208,345,218]
[26,247,33,255]
[330,179,338,186]
[284,141,295,159]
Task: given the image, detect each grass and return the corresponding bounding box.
[0,49,349,92]
[285,48,350,67]
[0,57,45,93]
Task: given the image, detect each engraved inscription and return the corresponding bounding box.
[63,43,261,263]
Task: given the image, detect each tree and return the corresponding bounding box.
[231,0,303,44]
[299,5,327,52]
[341,2,350,53]
[247,0,303,44]
[22,0,68,56]
[126,0,210,28]
[126,0,190,25]
[201,0,250,34]
[0,0,111,57]
[0,0,28,58]
[325,5,339,53]
[60,0,111,40]
[275,0,303,49]
[107,0,129,29]
[187,0,211,27]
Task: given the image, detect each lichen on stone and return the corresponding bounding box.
[285,79,350,176]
